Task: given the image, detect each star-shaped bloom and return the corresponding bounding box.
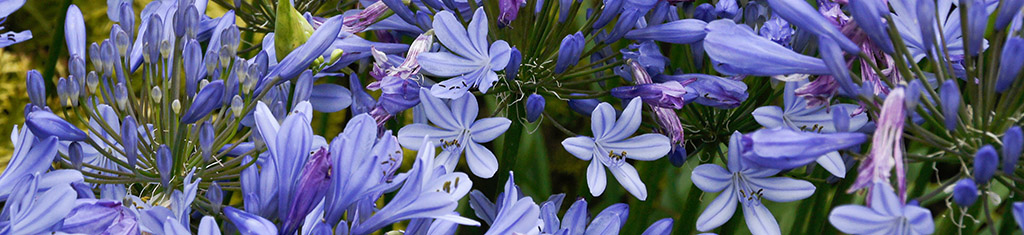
[418,8,512,99]
[561,97,671,200]
[398,88,512,178]
[828,181,934,235]
[691,131,816,235]
[752,81,868,178]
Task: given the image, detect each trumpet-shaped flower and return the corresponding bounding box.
[398,88,511,178]
[692,132,815,235]
[828,181,934,235]
[703,19,830,77]
[252,100,315,221]
[482,172,542,235]
[561,97,671,200]
[0,172,79,234]
[741,127,867,170]
[765,0,859,53]
[323,114,404,225]
[418,8,511,99]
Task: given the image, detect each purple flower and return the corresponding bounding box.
[995,0,1024,30]
[996,37,1024,92]
[703,19,830,76]
[26,70,44,108]
[498,0,525,27]
[692,131,815,235]
[940,80,960,131]
[1014,202,1024,230]
[850,88,908,201]
[759,16,794,48]
[419,8,512,99]
[60,199,139,235]
[483,172,542,235]
[965,0,989,55]
[180,80,225,124]
[65,4,87,60]
[26,110,89,141]
[555,32,585,74]
[611,81,692,109]
[952,178,978,207]
[642,218,674,235]
[0,172,78,234]
[282,148,332,234]
[829,181,934,235]
[561,97,671,200]
[252,101,315,220]
[397,89,511,178]
[257,15,344,91]
[675,74,749,109]
[322,114,402,225]
[849,0,895,54]
[223,206,278,235]
[0,0,31,48]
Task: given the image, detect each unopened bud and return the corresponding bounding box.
[87,72,99,92]
[231,95,244,117]
[115,83,128,109]
[172,99,181,114]
[151,86,163,103]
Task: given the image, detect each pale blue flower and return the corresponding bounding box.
[418,8,512,99]
[0,172,79,234]
[0,0,32,48]
[398,88,511,178]
[828,181,934,235]
[561,97,671,200]
[691,131,816,235]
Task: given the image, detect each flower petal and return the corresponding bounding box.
[586,159,607,196]
[561,199,588,233]
[608,163,648,200]
[470,117,511,143]
[465,141,499,178]
[489,40,512,69]
[476,70,500,94]
[591,102,616,139]
[903,206,934,234]
[692,164,731,193]
[467,8,489,55]
[451,92,480,128]
[751,106,785,129]
[432,10,484,60]
[696,184,738,232]
[604,97,643,141]
[397,124,460,151]
[741,204,781,235]
[418,88,461,130]
[869,181,902,216]
[253,101,280,152]
[418,52,483,77]
[603,134,671,161]
[744,177,815,202]
[827,205,895,234]
[562,136,596,161]
[815,151,846,178]
[430,75,475,99]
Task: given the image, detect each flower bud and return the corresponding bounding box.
[611,81,691,109]
[293,70,314,107]
[759,16,794,48]
[274,0,315,60]
[157,144,173,189]
[219,46,235,69]
[172,99,182,114]
[995,0,1024,31]
[905,79,924,111]
[940,80,960,132]
[568,94,601,116]
[505,47,521,80]
[89,42,104,74]
[25,111,88,141]
[115,83,128,109]
[965,0,987,55]
[27,70,46,108]
[122,115,139,168]
[200,121,215,163]
[67,77,80,106]
[1004,126,1022,175]
[554,32,584,74]
[181,80,226,124]
[624,19,708,45]
[498,0,525,27]
[57,78,68,107]
[112,25,130,57]
[714,0,738,19]
[952,178,979,207]
[525,93,545,122]
[282,148,332,234]
[205,50,220,75]
[232,95,244,117]
[65,4,86,60]
[87,71,99,92]
[917,0,937,52]
[996,37,1024,93]
[974,145,998,185]
[207,181,223,210]
[69,141,84,170]
[150,86,163,103]
[184,40,203,96]
[849,0,895,54]
[117,2,134,38]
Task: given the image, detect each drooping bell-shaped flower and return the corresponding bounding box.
[561,97,671,200]
[1003,126,1022,174]
[419,8,512,99]
[703,19,830,76]
[692,131,815,235]
[829,181,934,235]
[974,145,998,185]
[952,178,979,207]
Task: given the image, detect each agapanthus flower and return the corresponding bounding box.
[952,178,979,207]
[765,0,859,53]
[828,181,934,235]
[0,172,78,234]
[850,88,907,201]
[703,19,831,77]
[561,97,671,200]
[398,88,511,178]
[741,127,867,170]
[692,131,815,235]
[419,8,512,99]
[0,0,32,48]
[477,172,542,234]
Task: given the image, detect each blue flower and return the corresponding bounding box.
[0,0,32,48]
[765,0,859,53]
[323,114,404,225]
[752,81,868,177]
[534,196,638,234]
[828,181,934,235]
[0,172,79,234]
[398,88,511,178]
[1014,202,1024,230]
[223,206,278,235]
[561,97,671,200]
[703,19,831,77]
[252,101,315,220]
[352,138,480,234]
[419,8,512,99]
[482,172,542,235]
[60,199,139,235]
[741,127,867,170]
[691,132,816,235]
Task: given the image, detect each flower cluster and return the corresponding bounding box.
[1,0,1024,234]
